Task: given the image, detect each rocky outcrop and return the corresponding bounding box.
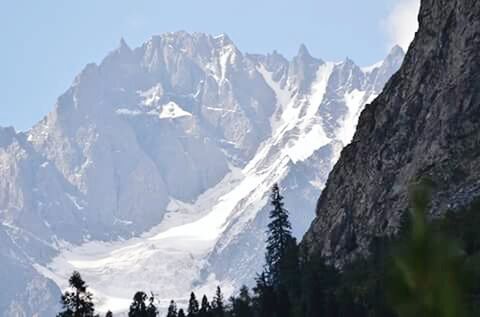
[302,0,480,264]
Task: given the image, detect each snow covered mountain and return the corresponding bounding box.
[0,32,403,316]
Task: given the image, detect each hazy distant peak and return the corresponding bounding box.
[118,37,131,52]
[342,56,356,67]
[382,45,405,70]
[387,45,405,60]
[293,43,323,66]
[0,126,17,148]
[297,43,310,58]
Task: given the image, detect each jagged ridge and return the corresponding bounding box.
[0,32,403,315]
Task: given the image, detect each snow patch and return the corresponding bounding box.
[362,60,384,73]
[113,218,133,226]
[139,84,163,107]
[338,89,376,146]
[116,109,142,116]
[66,193,84,211]
[158,102,192,119]
[117,101,191,120]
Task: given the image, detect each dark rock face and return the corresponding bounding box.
[302,0,480,264]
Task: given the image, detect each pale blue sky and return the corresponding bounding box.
[0,0,418,131]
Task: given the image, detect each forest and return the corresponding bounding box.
[57,183,480,317]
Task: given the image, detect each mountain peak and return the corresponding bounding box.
[382,45,405,69]
[293,43,323,66]
[0,126,18,148]
[118,37,131,51]
[343,57,356,66]
[297,43,311,59]
[388,45,405,58]
[0,126,16,136]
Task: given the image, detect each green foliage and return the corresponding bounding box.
[336,237,396,317]
[438,198,480,315]
[388,182,467,317]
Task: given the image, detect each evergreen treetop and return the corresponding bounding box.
[167,300,178,317]
[128,291,158,317]
[178,309,186,317]
[188,292,200,317]
[211,286,225,317]
[230,286,253,317]
[265,183,294,287]
[57,271,97,317]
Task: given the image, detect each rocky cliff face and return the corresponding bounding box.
[303,0,480,264]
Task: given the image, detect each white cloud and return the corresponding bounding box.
[385,0,421,50]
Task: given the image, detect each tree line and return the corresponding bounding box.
[57,182,480,317]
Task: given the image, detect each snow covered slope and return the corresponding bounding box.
[0,32,403,316]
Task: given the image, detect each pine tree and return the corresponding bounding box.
[129,291,157,317]
[199,295,212,317]
[279,237,300,298]
[146,293,159,317]
[105,311,113,317]
[211,286,225,317]
[178,309,186,317]
[265,183,294,288]
[167,300,178,317]
[188,292,200,317]
[231,286,252,317]
[128,292,147,317]
[57,271,97,317]
[299,252,340,317]
[253,273,276,317]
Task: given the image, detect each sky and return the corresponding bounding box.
[0,0,420,131]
